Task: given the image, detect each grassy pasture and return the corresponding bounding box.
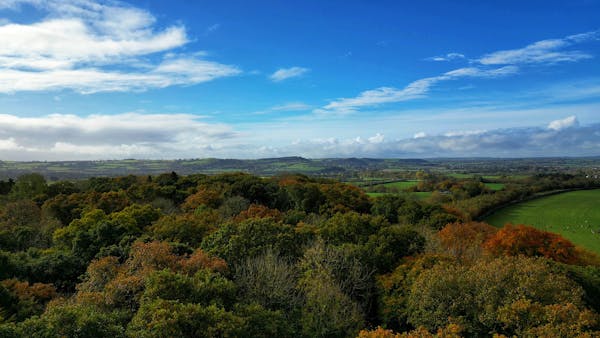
[485,189,600,254]
[378,180,419,189]
[484,183,505,191]
[447,173,528,180]
[366,191,431,200]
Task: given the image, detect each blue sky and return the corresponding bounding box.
[0,0,599,159]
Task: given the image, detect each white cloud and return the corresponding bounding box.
[0,0,240,93]
[548,115,579,130]
[426,52,465,62]
[368,133,385,143]
[317,30,598,115]
[206,23,220,34]
[270,66,309,82]
[252,102,312,115]
[444,129,486,137]
[0,113,598,160]
[0,113,239,160]
[0,58,240,93]
[320,66,517,114]
[248,116,600,158]
[479,30,599,65]
[271,102,311,111]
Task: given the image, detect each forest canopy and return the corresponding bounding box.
[0,171,598,337]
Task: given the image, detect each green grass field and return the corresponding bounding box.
[379,180,419,189]
[447,173,528,180]
[484,190,600,254]
[367,191,431,200]
[484,183,505,191]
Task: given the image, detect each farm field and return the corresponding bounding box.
[485,189,600,254]
[366,191,432,199]
[484,183,505,190]
[378,180,420,189]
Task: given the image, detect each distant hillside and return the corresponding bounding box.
[0,156,598,180]
[0,157,430,180]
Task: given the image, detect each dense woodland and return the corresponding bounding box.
[0,171,599,337]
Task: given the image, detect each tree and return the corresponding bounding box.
[127,300,243,338]
[363,225,425,273]
[181,185,223,210]
[377,254,454,331]
[483,224,595,265]
[10,174,47,201]
[497,300,600,337]
[319,212,388,245]
[299,271,365,338]
[149,212,217,247]
[299,242,374,314]
[0,279,57,321]
[18,302,127,338]
[201,218,302,265]
[234,250,301,312]
[143,269,236,308]
[371,195,406,223]
[438,221,497,263]
[407,256,585,336]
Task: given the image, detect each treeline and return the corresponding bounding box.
[0,172,598,337]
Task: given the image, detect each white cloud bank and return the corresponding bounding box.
[0,113,238,160]
[269,116,600,158]
[0,113,598,160]
[0,0,240,93]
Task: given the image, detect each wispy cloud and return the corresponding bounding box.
[252,102,311,115]
[318,30,599,115]
[426,52,465,62]
[271,102,312,111]
[479,30,599,65]
[270,66,309,82]
[0,0,240,93]
[205,23,220,34]
[0,57,240,94]
[319,66,517,114]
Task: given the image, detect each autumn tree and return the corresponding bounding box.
[483,224,595,265]
[438,221,497,262]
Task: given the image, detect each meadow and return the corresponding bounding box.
[485,189,600,254]
[366,191,432,199]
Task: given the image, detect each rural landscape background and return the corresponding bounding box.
[1,0,600,337]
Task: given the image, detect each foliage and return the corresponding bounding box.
[201,218,302,265]
[234,250,301,312]
[0,170,598,335]
[438,221,497,262]
[407,256,586,336]
[483,223,598,265]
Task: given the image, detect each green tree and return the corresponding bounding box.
[10,174,47,201]
[407,256,586,336]
[127,300,243,338]
[201,218,302,265]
